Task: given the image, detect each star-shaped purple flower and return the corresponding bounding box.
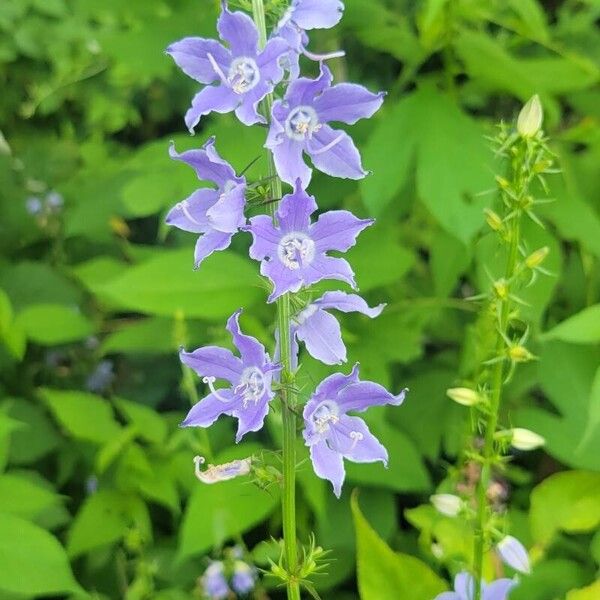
[165,138,246,268]
[275,0,345,77]
[266,64,385,186]
[180,310,279,442]
[303,365,406,497]
[166,2,289,132]
[245,181,373,302]
[435,573,517,600]
[291,291,385,365]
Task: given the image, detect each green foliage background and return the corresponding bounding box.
[0,0,599,598]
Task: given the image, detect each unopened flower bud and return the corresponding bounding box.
[431,543,444,559]
[525,247,549,269]
[505,428,545,451]
[518,95,543,138]
[447,387,481,407]
[497,535,531,574]
[508,345,533,363]
[495,175,510,189]
[494,279,509,300]
[484,209,504,232]
[431,493,462,517]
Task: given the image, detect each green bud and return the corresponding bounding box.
[484,209,503,232]
[517,95,543,138]
[525,246,549,269]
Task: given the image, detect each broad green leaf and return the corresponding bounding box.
[101,317,179,355]
[567,580,600,600]
[67,490,150,558]
[0,289,25,359]
[510,559,588,600]
[0,512,83,596]
[114,397,167,445]
[178,444,279,561]
[15,303,94,345]
[352,493,447,600]
[97,249,262,319]
[42,388,121,444]
[530,470,600,545]
[543,304,600,344]
[361,86,493,243]
[0,474,61,520]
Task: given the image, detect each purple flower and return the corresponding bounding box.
[165,138,247,268]
[266,64,385,186]
[85,360,115,394]
[275,0,345,76]
[497,535,531,574]
[245,181,373,302]
[231,561,256,595]
[180,310,279,442]
[166,2,289,131]
[435,572,517,600]
[302,365,406,497]
[201,562,230,600]
[290,291,385,365]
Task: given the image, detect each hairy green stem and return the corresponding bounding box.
[252,2,300,598]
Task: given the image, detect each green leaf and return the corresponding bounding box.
[0,289,25,359]
[42,388,121,444]
[15,303,94,345]
[114,397,167,445]
[567,580,600,600]
[0,512,83,596]
[351,493,447,600]
[67,490,149,558]
[97,249,262,319]
[543,304,600,344]
[510,559,588,600]
[530,470,600,545]
[361,86,493,243]
[0,474,61,521]
[177,444,279,561]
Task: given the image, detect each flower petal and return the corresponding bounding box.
[313,83,385,125]
[291,0,344,30]
[234,83,269,126]
[246,214,280,261]
[455,573,476,599]
[166,37,231,84]
[257,37,289,84]
[330,415,388,465]
[165,188,216,233]
[309,439,345,498]
[185,85,240,133]
[314,291,385,318]
[262,259,304,302]
[194,229,234,268]
[303,255,357,290]
[181,389,237,428]
[336,380,407,413]
[206,183,246,233]
[310,209,373,252]
[296,308,346,365]
[180,346,243,383]
[278,180,317,233]
[307,125,367,180]
[434,594,461,600]
[309,365,360,408]
[169,138,239,187]
[285,64,333,107]
[226,309,266,367]
[217,4,259,57]
[233,394,272,442]
[271,136,312,187]
[484,579,517,600]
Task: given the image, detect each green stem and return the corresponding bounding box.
[472,213,521,600]
[251,2,300,598]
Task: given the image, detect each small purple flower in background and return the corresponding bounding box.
[166,2,289,131]
[497,535,531,574]
[166,138,247,268]
[25,196,43,215]
[86,360,115,394]
[246,181,373,301]
[434,572,517,600]
[46,191,64,212]
[201,562,230,600]
[290,291,384,365]
[274,0,345,77]
[303,364,406,497]
[231,560,256,595]
[180,310,279,442]
[266,64,385,186]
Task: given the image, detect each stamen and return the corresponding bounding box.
[234,367,266,408]
[277,232,316,270]
[202,376,230,402]
[303,49,346,62]
[310,133,345,156]
[349,431,364,449]
[207,52,228,84]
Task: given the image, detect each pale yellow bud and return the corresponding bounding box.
[508,345,533,363]
[517,95,543,138]
[494,279,509,300]
[509,428,545,451]
[525,247,549,269]
[484,209,503,232]
[431,494,463,517]
[447,387,481,407]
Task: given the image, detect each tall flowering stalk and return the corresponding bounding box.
[164,1,406,598]
[434,96,555,600]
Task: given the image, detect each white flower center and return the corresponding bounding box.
[312,400,339,434]
[235,367,266,408]
[285,105,321,141]
[228,57,260,94]
[277,232,315,270]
